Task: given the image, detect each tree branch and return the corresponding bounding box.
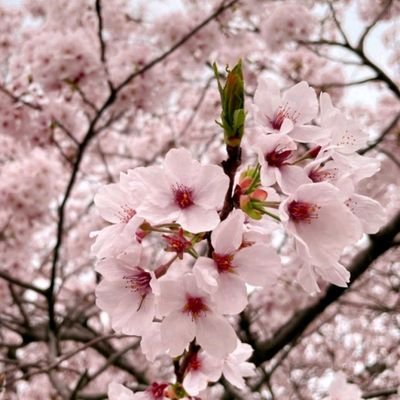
[357,0,393,51]
[0,270,47,296]
[359,112,400,154]
[251,211,400,365]
[363,387,399,399]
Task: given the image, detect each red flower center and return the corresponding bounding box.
[187,354,202,372]
[213,253,234,273]
[309,167,338,183]
[266,147,293,167]
[148,383,168,399]
[118,205,136,223]
[163,229,191,258]
[183,296,208,319]
[173,184,194,209]
[123,267,151,297]
[270,103,299,130]
[288,200,320,223]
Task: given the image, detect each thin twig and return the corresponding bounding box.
[0,270,47,296]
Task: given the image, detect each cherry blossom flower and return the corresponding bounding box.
[95,247,156,336]
[253,77,323,142]
[345,193,387,234]
[194,209,281,314]
[254,133,311,193]
[280,182,363,289]
[305,157,387,234]
[296,258,352,294]
[134,148,229,233]
[182,351,222,396]
[158,274,237,358]
[305,157,345,186]
[320,92,368,154]
[222,341,256,390]
[92,180,144,258]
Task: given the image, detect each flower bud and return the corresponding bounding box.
[214,60,245,147]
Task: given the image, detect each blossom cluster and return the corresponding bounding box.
[92,73,386,398]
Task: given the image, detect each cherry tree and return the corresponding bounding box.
[0,0,399,399]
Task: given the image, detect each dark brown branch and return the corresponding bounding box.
[357,0,393,51]
[362,387,399,399]
[220,145,242,221]
[4,324,147,388]
[114,0,239,93]
[0,84,42,111]
[0,270,47,296]
[251,211,400,365]
[299,39,400,99]
[328,1,350,46]
[359,112,400,154]
[95,0,113,91]
[95,0,106,66]
[312,76,379,89]
[8,285,31,328]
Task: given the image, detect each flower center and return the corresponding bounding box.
[123,267,151,297]
[173,184,194,209]
[270,103,299,130]
[118,205,136,223]
[187,354,202,372]
[163,229,191,258]
[148,383,168,400]
[309,167,338,183]
[288,200,320,223]
[266,147,293,167]
[213,253,234,273]
[183,296,208,319]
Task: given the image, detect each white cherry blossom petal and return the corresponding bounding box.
[161,310,196,357]
[196,314,237,358]
[214,273,248,315]
[211,209,244,254]
[233,244,281,287]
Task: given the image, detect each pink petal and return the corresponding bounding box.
[108,383,135,400]
[234,244,281,286]
[194,164,229,209]
[279,117,294,134]
[164,148,199,187]
[253,77,281,121]
[222,362,246,390]
[177,205,220,233]
[183,370,208,396]
[214,273,248,315]
[296,262,320,294]
[297,203,362,266]
[277,165,311,194]
[196,314,237,358]
[283,81,318,124]
[346,194,386,234]
[161,310,196,357]
[317,262,350,288]
[290,125,329,143]
[193,257,219,293]
[211,209,244,254]
[158,280,186,315]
